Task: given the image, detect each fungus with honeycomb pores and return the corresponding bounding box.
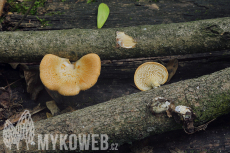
[40,53,101,96]
[134,62,168,91]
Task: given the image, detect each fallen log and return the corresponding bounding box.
[5,0,230,30]
[0,17,230,63]
[0,66,230,152]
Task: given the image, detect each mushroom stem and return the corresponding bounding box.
[151,77,161,87]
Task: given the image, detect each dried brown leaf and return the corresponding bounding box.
[24,70,43,100]
[61,106,75,114]
[46,100,60,116]
[0,108,12,121]
[9,63,20,69]
[148,4,159,10]
[166,59,178,82]
[101,60,112,64]
[46,112,53,118]
[0,104,45,130]
[31,103,46,115]
[0,87,11,108]
[0,110,22,130]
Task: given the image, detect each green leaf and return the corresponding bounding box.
[97,3,110,29]
[87,0,94,3]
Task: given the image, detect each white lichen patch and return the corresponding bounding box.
[149,97,171,113]
[147,127,155,132]
[154,97,165,100]
[175,105,193,119]
[175,105,191,115]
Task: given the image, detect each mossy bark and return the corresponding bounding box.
[0,67,230,152]
[0,17,230,63]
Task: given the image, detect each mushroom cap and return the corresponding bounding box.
[40,53,101,96]
[134,62,168,91]
[0,0,6,17]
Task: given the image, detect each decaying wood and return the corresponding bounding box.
[11,0,36,31]
[0,17,230,63]
[5,0,230,30]
[0,66,229,152]
[17,49,230,82]
[129,122,230,152]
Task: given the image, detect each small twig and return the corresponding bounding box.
[130,84,139,90]
[4,78,23,89]
[194,118,216,131]
[11,0,36,31]
[183,118,216,134]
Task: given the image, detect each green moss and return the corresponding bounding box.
[7,0,46,15]
[193,91,230,124]
[45,11,64,16]
[200,24,224,36]
[36,16,52,27]
[87,0,95,4]
[0,17,4,23]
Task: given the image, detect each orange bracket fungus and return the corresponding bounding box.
[0,0,6,17]
[134,62,168,91]
[40,53,101,96]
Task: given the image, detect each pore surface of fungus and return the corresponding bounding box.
[40,53,101,96]
[134,62,168,91]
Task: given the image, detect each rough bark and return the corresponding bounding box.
[0,17,230,63]
[0,66,230,152]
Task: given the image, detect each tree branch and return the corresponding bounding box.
[0,17,230,63]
